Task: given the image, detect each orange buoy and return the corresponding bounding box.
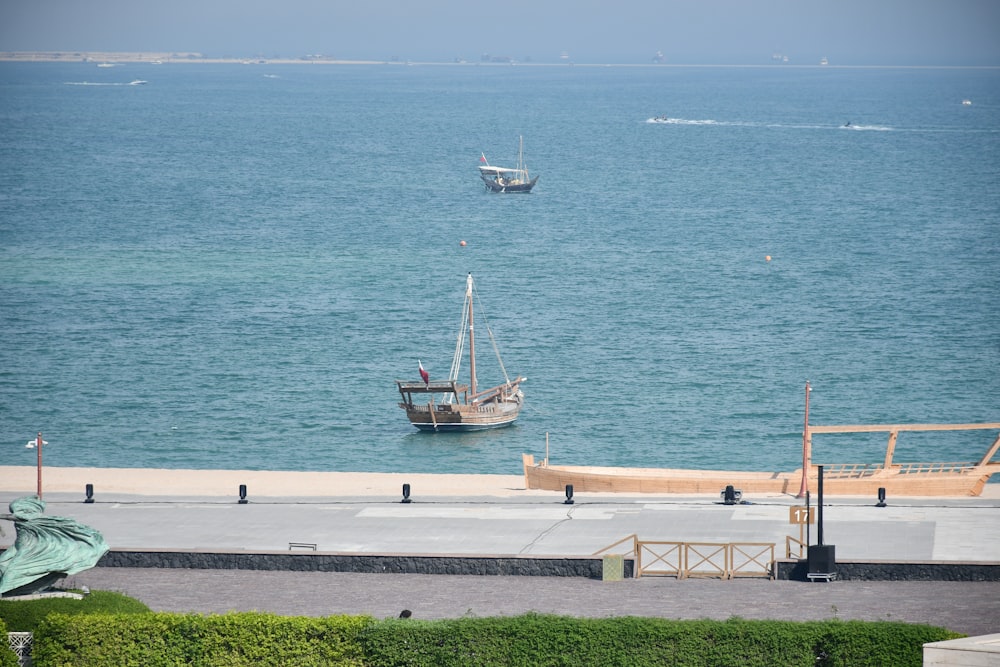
[765,255,771,262]
[459,240,467,247]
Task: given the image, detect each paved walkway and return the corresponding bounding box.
[67,568,1000,637]
[5,488,998,561]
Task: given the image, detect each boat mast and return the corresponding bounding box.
[517,135,526,178]
[467,273,477,398]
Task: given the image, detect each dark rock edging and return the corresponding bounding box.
[774,559,1000,581]
[97,549,636,579]
[91,551,1000,581]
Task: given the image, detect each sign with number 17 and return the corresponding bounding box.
[789,506,815,524]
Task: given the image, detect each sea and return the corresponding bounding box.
[1,61,998,477]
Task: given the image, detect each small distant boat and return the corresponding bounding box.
[479,136,538,193]
[129,80,148,86]
[962,99,972,106]
[396,273,526,431]
[97,63,115,68]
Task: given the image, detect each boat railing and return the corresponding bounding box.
[403,403,461,413]
[471,379,521,404]
[894,461,979,475]
[816,463,884,478]
[819,461,980,478]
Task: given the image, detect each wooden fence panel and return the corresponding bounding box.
[637,541,683,578]
[684,543,730,579]
[731,543,775,579]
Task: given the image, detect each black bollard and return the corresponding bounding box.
[807,465,836,578]
[238,484,248,504]
[564,484,574,504]
[401,483,412,503]
[84,483,94,504]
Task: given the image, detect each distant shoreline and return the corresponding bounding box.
[1,51,996,69]
[0,51,388,66]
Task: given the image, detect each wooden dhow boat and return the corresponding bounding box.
[524,383,1000,497]
[396,273,526,432]
[478,136,539,193]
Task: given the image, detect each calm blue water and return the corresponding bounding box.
[1,62,998,475]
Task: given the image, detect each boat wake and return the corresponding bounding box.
[64,81,146,87]
[647,117,893,131]
[840,123,892,131]
[647,117,741,126]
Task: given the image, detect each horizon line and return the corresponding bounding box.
[2,51,998,69]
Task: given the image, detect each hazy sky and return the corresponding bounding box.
[2,0,998,65]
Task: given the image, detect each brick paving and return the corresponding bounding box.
[67,568,1000,637]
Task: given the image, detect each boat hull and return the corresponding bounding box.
[404,401,521,432]
[481,174,538,193]
[522,454,997,497]
[411,419,518,432]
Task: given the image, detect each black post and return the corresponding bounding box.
[807,465,836,578]
[817,465,824,545]
[84,483,94,504]
[238,484,248,504]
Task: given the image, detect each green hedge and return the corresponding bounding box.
[27,611,959,667]
[357,614,960,667]
[0,590,149,633]
[0,618,20,667]
[33,612,372,667]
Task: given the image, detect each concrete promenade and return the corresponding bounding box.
[2,466,999,636]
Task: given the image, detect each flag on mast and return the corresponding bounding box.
[418,360,429,385]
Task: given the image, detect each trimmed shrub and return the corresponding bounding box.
[0,590,149,633]
[357,614,961,667]
[32,612,372,667]
[813,619,961,666]
[25,609,962,667]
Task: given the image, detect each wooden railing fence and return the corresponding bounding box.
[595,535,776,579]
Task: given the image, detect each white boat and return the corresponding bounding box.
[129,80,148,86]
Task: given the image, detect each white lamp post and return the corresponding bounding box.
[25,432,48,499]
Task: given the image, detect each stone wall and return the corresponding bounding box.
[11,547,997,580]
[774,559,1000,581]
[98,549,636,578]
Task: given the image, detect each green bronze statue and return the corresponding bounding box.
[0,496,109,597]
